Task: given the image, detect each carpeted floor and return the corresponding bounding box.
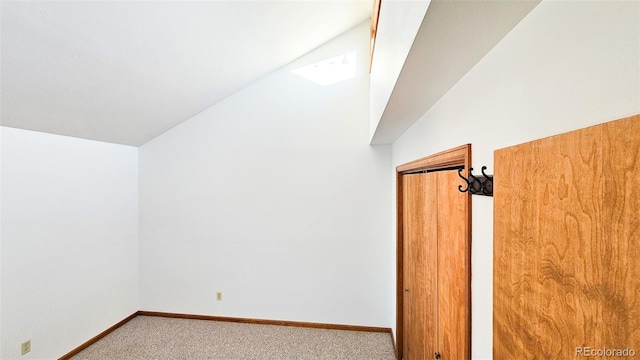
[69,316,397,360]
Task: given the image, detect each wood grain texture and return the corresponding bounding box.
[403,173,438,360]
[396,171,405,360]
[396,144,471,174]
[437,170,471,360]
[396,144,471,360]
[494,115,640,359]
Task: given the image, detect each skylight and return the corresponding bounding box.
[291,51,357,86]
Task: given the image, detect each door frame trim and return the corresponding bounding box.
[395,144,472,360]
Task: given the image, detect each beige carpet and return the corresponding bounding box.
[69,316,397,360]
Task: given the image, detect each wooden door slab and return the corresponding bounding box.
[494,115,640,359]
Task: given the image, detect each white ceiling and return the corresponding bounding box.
[1,0,372,146]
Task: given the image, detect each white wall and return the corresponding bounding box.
[391,1,639,359]
[370,0,431,139]
[0,127,139,359]
[139,22,395,328]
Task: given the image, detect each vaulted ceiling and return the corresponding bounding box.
[1,1,372,146]
[370,0,540,144]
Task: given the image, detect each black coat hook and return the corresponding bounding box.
[480,166,493,195]
[458,166,493,197]
[457,168,470,193]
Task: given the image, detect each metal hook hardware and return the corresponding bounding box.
[457,166,493,197]
[457,168,470,192]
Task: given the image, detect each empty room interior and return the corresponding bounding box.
[1,0,639,359]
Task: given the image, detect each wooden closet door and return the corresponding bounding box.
[402,170,470,360]
[403,173,438,360]
[494,115,640,359]
[436,170,471,360]
[397,144,471,360]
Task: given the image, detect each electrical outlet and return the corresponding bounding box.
[216,292,222,301]
[21,340,31,355]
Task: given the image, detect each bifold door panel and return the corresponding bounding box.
[403,173,438,360]
[401,169,470,360]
